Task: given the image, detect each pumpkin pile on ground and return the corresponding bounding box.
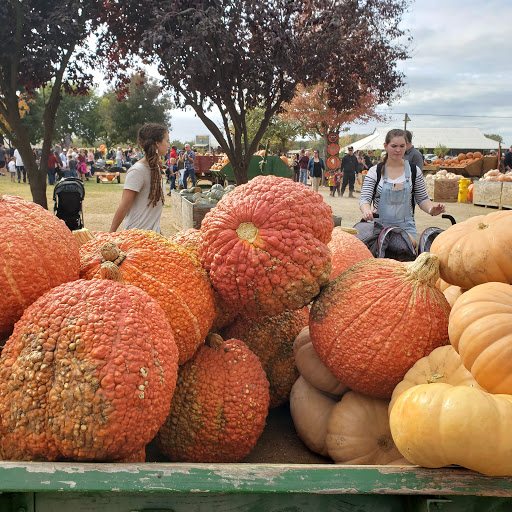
[198,175,333,318]
[0,194,80,342]
[222,307,309,408]
[156,334,269,463]
[79,229,215,365]
[0,279,179,462]
[309,253,451,398]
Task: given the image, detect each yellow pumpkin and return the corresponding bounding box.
[430,211,512,289]
[390,383,512,476]
[449,282,512,394]
[389,345,482,413]
[289,376,338,458]
[326,391,403,465]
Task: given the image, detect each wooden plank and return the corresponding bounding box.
[424,179,459,202]
[473,181,503,207]
[1,463,512,496]
[500,182,512,209]
[169,191,183,231]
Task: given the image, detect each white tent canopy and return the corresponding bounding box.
[341,127,500,153]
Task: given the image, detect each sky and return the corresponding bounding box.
[110,0,512,147]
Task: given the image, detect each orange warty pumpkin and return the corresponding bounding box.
[0,279,179,461]
[430,211,512,289]
[79,229,215,364]
[328,227,373,280]
[310,253,450,398]
[156,334,269,462]
[0,195,80,341]
[199,175,333,318]
[222,307,309,407]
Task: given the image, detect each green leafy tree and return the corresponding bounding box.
[485,134,503,145]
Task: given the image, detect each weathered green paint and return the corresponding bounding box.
[0,463,511,497]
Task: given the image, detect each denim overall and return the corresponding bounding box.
[377,161,417,241]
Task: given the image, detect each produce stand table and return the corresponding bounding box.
[1,462,512,511]
[473,181,503,208]
[169,191,215,232]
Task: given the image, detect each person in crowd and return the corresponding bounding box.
[307,150,325,192]
[182,143,196,188]
[340,146,358,197]
[504,146,512,173]
[328,172,335,196]
[64,134,72,149]
[169,145,178,162]
[116,147,124,167]
[77,149,88,181]
[298,148,309,185]
[334,169,342,197]
[134,147,143,160]
[177,149,186,188]
[68,154,78,178]
[357,151,366,173]
[364,150,374,169]
[60,148,69,176]
[292,154,300,182]
[110,123,169,233]
[0,143,6,176]
[359,129,445,243]
[87,148,95,176]
[13,147,26,183]
[47,148,61,185]
[166,157,178,195]
[404,130,424,171]
[8,156,16,182]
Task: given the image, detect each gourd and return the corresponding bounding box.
[0,194,80,341]
[389,345,482,413]
[310,253,450,398]
[222,308,309,407]
[79,229,215,365]
[449,282,512,394]
[156,334,269,462]
[289,376,338,458]
[326,391,403,465]
[207,187,225,200]
[224,185,236,194]
[199,175,333,318]
[0,279,179,461]
[327,227,373,280]
[390,383,512,476]
[430,211,512,289]
[192,192,203,202]
[442,284,464,307]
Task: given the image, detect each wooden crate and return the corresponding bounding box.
[440,159,483,178]
[423,165,439,175]
[425,179,460,202]
[483,156,499,174]
[473,181,503,207]
[169,191,216,231]
[500,182,512,209]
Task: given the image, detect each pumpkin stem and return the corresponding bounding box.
[205,333,225,349]
[403,252,440,286]
[73,228,96,248]
[100,241,127,266]
[236,222,258,243]
[100,261,124,283]
[427,373,444,384]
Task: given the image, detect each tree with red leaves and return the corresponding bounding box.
[0,0,103,207]
[282,83,386,158]
[100,0,410,185]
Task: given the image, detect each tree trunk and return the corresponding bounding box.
[231,156,250,185]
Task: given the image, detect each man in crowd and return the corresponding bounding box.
[298,148,309,185]
[504,146,512,173]
[340,146,358,197]
[182,143,196,188]
[404,130,424,170]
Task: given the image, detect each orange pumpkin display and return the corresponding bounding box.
[199,175,333,318]
[79,229,215,364]
[0,195,80,341]
[449,282,512,394]
[473,152,482,159]
[156,334,269,462]
[310,253,450,398]
[222,308,309,407]
[457,153,466,162]
[0,279,179,461]
[328,227,373,280]
[430,211,512,289]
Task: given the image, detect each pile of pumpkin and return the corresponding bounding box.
[425,169,465,180]
[479,168,512,182]
[209,154,230,171]
[1,184,512,477]
[430,152,483,167]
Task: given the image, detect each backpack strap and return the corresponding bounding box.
[372,161,417,213]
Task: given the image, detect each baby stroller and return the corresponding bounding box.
[53,177,85,231]
[354,214,456,262]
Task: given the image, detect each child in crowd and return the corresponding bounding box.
[68,156,78,178]
[8,157,16,182]
[166,158,178,195]
[334,170,342,197]
[328,173,335,196]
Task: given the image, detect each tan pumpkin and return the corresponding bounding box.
[442,284,464,307]
[289,376,338,458]
[449,282,512,394]
[390,383,512,476]
[326,391,403,465]
[389,345,482,413]
[430,211,512,289]
[293,327,348,396]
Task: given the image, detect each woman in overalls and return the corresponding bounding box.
[359,129,445,243]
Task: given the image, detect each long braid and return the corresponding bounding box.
[138,123,166,207]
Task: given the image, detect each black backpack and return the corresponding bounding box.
[372,162,418,213]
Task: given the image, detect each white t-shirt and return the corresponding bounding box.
[14,149,23,166]
[123,161,164,233]
[8,161,16,173]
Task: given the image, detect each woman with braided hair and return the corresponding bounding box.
[110,123,170,233]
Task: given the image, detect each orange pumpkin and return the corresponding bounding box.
[328,227,373,280]
[466,152,474,159]
[430,211,512,289]
[457,153,466,162]
[467,183,474,202]
[473,152,482,159]
[310,253,450,398]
